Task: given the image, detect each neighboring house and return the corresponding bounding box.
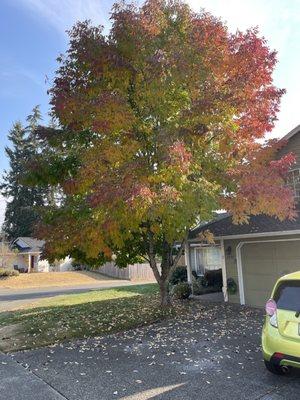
[185,125,300,308]
[1,237,45,273]
[0,241,19,270]
[0,237,73,273]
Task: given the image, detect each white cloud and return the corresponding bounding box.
[189,0,269,32]
[17,0,110,35]
[188,0,300,138]
[1,0,300,226]
[17,0,300,139]
[0,65,44,88]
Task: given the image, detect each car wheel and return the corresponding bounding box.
[264,360,290,375]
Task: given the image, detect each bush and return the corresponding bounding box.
[17,267,27,273]
[192,280,206,295]
[72,262,86,271]
[171,282,191,299]
[192,280,221,295]
[192,270,198,279]
[0,268,19,278]
[169,266,187,285]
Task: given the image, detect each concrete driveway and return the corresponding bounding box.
[3,302,299,400]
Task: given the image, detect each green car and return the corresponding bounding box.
[262,271,300,374]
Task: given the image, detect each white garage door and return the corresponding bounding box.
[241,241,300,307]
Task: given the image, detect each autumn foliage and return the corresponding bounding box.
[33,0,295,305]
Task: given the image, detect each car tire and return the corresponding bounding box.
[264,360,289,375]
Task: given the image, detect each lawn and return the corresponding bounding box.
[0,271,117,289]
[0,284,182,352]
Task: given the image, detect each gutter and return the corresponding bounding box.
[213,229,300,241]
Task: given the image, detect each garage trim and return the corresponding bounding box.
[216,230,300,241]
[236,237,300,305]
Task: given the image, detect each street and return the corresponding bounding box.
[0,280,149,311]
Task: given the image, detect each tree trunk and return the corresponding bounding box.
[159,279,171,307]
[149,259,172,307]
[147,229,187,308]
[147,234,171,307]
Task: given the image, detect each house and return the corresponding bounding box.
[0,237,73,273]
[0,237,44,273]
[184,124,300,308]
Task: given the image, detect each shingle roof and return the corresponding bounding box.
[190,125,300,240]
[189,211,300,239]
[281,124,300,141]
[13,237,45,252]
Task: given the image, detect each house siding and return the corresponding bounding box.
[0,251,30,271]
[277,133,300,167]
[224,234,300,306]
[10,254,30,271]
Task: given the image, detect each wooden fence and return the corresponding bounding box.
[99,262,158,281]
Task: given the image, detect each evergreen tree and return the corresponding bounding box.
[1,107,45,239]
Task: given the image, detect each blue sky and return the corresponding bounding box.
[1,0,300,223]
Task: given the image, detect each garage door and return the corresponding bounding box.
[242,241,300,307]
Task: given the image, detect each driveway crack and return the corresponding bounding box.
[14,356,71,400]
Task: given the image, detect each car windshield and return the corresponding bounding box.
[274,280,300,312]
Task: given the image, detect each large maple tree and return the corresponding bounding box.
[34,0,295,305]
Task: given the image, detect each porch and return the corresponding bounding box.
[184,240,227,301]
[11,252,40,273]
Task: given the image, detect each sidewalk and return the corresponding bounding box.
[0,353,65,400]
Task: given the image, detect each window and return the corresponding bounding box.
[202,247,222,270]
[287,168,300,199]
[274,280,300,312]
[191,246,222,275]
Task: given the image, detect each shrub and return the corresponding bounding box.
[18,267,27,273]
[72,262,85,271]
[192,270,198,279]
[227,277,238,295]
[192,280,221,295]
[192,280,206,295]
[171,282,191,300]
[169,266,187,285]
[0,268,19,278]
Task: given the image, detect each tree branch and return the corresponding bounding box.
[167,234,188,281]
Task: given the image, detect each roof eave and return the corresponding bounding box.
[189,229,300,242]
[280,124,300,142]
